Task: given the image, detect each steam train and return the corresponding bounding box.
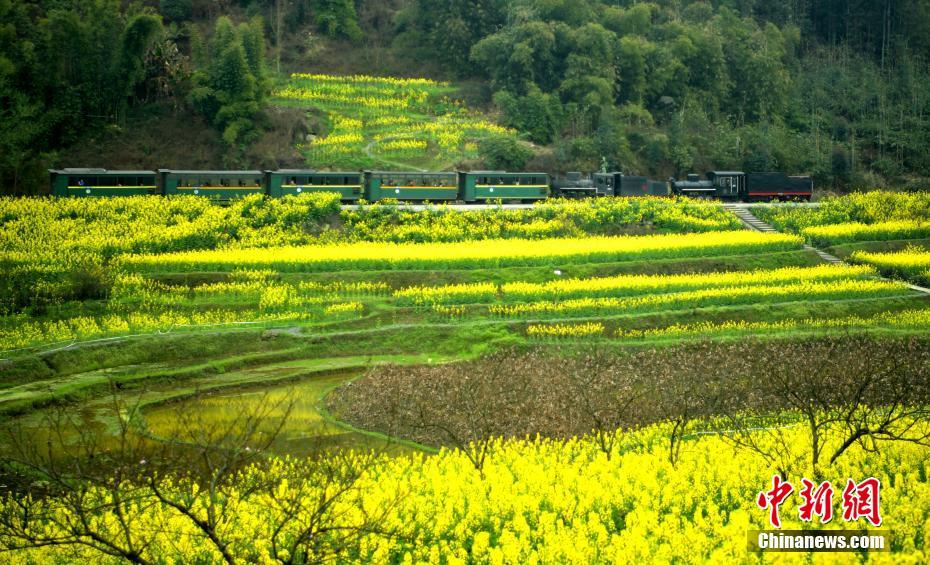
[48,168,813,202]
[668,171,813,202]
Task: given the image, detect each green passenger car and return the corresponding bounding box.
[266,170,363,200]
[459,171,549,202]
[159,170,264,201]
[364,171,458,202]
[49,169,158,197]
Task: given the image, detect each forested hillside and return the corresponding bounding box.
[2,0,930,194]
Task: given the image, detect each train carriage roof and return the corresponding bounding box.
[50,169,157,175]
[366,170,456,176]
[465,170,548,175]
[157,169,263,175]
[271,169,362,174]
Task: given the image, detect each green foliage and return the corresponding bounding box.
[159,0,192,22]
[312,0,362,42]
[832,147,851,186]
[0,0,166,194]
[492,88,561,144]
[397,0,507,75]
[394,0,930,182]
[189,16,269,154]
[478,136,533,171]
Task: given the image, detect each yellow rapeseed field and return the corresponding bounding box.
[396,264,877,305]
[121,231,804,273]
[5,424,928,563]
[489,279,908,318]
[851,248,930,284]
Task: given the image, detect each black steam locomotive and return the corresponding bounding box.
[668,171,813,202]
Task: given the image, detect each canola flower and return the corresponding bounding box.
[323,301,365,316]
[526,322,605,338]
[754,190,930,232]
[0,300,371,352]
[396,264,877,306]
[0,310,298,352]
[801,220,930,247]
[613,308,930,339]
[3,423,929,563]
[121,231,804,274]
[0,274,376,352]
[341,197,743,243]
[272,73,515,168]
[851,248,930,285]
[430,304,467,318]
[0,196,742,274]
[488,279,908,319]
[0,193,343,262]
[109,273,384,311]
[395,282,498,306]
[375,139,429,153]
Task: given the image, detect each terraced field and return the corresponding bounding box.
[3,193,930,562]
[272,74,515,170]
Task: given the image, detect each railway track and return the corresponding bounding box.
[340,201,823,212]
